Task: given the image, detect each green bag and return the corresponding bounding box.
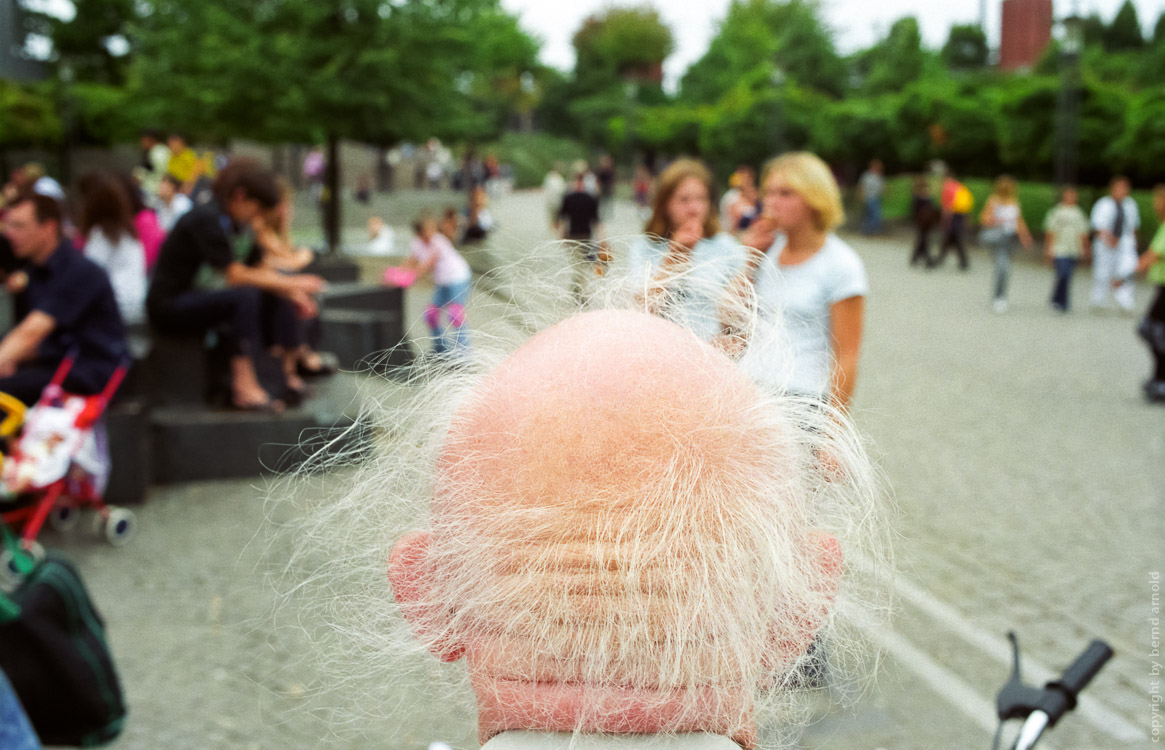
[0,530,126,746]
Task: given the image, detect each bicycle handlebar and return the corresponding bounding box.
[999,634,1114,750]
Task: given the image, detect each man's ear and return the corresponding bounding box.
[767,530,843,669]
[388,530,465,662]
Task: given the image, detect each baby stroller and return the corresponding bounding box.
[0,354,135,566]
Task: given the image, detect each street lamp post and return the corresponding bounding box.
[1054,14,1083,186]
[770,67,787,156]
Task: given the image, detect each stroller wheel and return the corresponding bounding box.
[0,541,44,588]
[103,507,136,547]
[49,503,80,532]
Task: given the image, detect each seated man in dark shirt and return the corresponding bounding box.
[0,194,127,405]
[146,158,324,411]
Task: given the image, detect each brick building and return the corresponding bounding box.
[999,0,1054,71]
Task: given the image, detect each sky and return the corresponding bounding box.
[498,0,1161,90]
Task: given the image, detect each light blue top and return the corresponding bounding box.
[624,233,750,342]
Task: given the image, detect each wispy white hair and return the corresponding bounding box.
[266,238,893,747]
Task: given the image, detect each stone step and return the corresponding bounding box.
[319,308,412,374]
[321,283,403,312]
[147,372,366,484]
[306,256,361,284]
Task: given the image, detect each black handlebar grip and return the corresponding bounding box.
[1043,640,1114,722]
[1056,640,1113,697]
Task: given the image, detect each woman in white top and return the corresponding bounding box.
[625,159,749,347]
[979,175,1033,313]
[401,211,473,357]
[77,171,147,326]
[740,152,867,408]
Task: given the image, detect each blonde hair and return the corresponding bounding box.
[644,158,720,240]
[992,175,1019,203]
[761,152,844,232]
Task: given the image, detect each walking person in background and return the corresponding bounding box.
[1090,175,1140,314]
[541,164,566,231]
[556,171,603,305]
[595,154,616,219]
[1133,185,1165,403]
[1043,186,1091,313]
[858,159,884,236]
[933,168,972,270]
[632,164,652,220]
[910,175,939,267]
[979,175,1033,313]
[741,151,867,408]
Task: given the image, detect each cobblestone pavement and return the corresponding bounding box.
[45,190,1162,749]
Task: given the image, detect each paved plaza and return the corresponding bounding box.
[46,189,1163,749]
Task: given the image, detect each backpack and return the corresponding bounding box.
[952,184,974,214]
[0,542,126,746]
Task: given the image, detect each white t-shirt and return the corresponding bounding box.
[624,232,749,341]
[154,193,193,233]
[84,229,147,325]
[752,234,868,397]
[990,202,1021,234]
[1090,196,1140,254]
[409,233,471,286]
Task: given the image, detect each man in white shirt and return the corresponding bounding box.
[1089,176,1140,312]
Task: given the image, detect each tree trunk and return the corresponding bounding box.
[325,134,341,254]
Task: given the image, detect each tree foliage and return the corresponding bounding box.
[856,17,927,95]
[571,5,673,94]
[0,81,62,148]
[679,0,845,103]
[942,24,989,71]
[1103,0,1144,51]
[123,0,538,146]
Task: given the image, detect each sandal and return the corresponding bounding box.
[231,397,285,414]
[297,351,339,377]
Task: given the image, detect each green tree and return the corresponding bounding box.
[0,81,62,149]
[19,0,139,85]
[1080,14,1106,47]
[942,24,989,71]
[1154,11,1165,43]
[127,0,538,249]
[1103,0,1144,51]
[995,77,1058,178]
[571,5,673,95]
[679,0,845,102]
[856,17,927,95]
[1106,88,1165,183]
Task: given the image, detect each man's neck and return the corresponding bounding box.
[471,675,756,750]
[30,237,61,266]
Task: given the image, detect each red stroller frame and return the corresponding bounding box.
[1,354,134,553]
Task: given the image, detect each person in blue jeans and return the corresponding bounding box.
[400,212,472,358]
[1042,186,1090,312]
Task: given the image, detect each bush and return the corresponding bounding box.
[483,131,590,189]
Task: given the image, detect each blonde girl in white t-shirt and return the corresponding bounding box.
[979,175,1033,313]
